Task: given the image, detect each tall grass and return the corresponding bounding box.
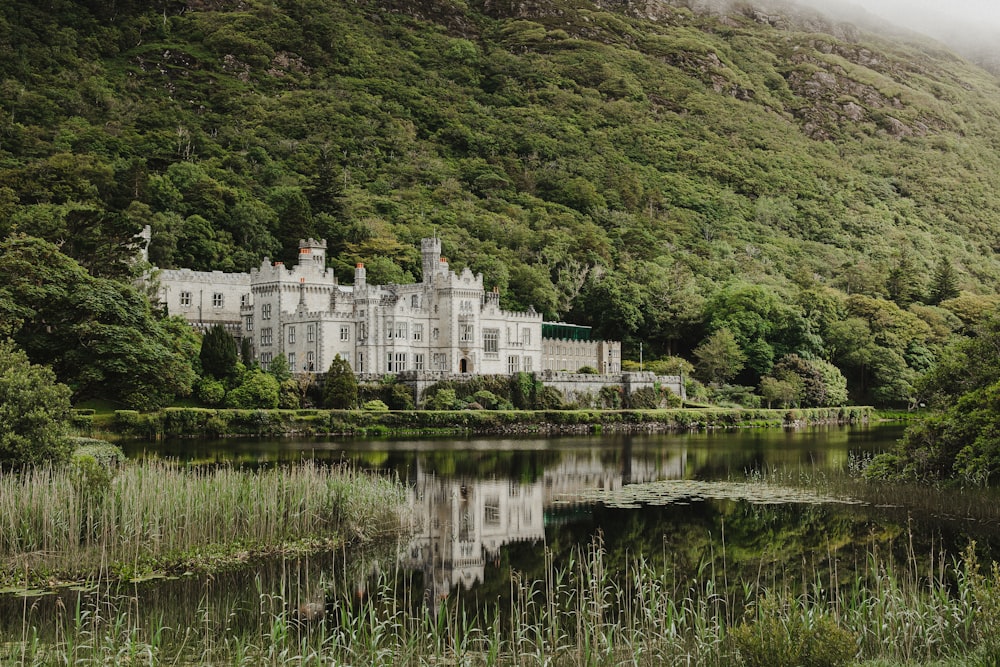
[0,461,403,586]
[5,535,1000,665]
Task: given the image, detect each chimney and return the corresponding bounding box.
[354,262,366,288]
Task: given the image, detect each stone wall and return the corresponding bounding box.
[354,370,686,407]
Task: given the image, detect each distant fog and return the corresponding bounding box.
[794,0,1000,71]
[798,1,997,43]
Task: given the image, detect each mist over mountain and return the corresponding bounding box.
[794,0,1000,73]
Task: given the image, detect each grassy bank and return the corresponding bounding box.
[76,406,873,439]
[0,461,403,588]
[2,536,997,666]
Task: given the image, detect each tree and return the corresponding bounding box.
[0,340,73,466]
[928,256,960,305]
[759,375,802,409]
[199,325,238,380]
[693,329,746,385]
[267,353,292,383]
[323,354,358,409]
[886,251,922,307]
[869,315,1000,482]
[0,235,196,408]
[772,354,848,407]
[225,369,279,409]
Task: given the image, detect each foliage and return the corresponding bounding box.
[731,595,856,667]
[278,378,300,409]
[361,399,389,412]
[266,354,291,383]
[868,314,1000,482]
[224,369,280,409]
[3,0,1000,407]
[0,339,73,466]
[694,328,746,385]
[195,378,226,406]
[387,383,416,410]
[423,388,463,410]
[199,324,238,381]
[0,236,195,408]
[322,354,358,409]
[929,256,961,305]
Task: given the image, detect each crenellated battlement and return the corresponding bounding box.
[157,268,251,286]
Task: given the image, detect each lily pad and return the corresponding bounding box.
[559,479,863,508]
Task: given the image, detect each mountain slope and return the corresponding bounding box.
[2,0,1000,400]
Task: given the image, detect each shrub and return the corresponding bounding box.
[196,378,226,406]
[225,370,280,409]
[362,399,390,412]
[278,378,300,409]
[387,383,415,410]
[577,365,598,374]
[731,596,855,667]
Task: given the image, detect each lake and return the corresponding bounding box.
[6,423,1000,655]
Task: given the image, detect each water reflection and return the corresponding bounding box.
[15,425,1000,644]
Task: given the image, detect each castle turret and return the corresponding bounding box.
[421,236,441,283]
[354,262,366,288]
[298,238,327,270]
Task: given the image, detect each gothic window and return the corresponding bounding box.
[287,326,296,344]
[287,352,295,369]
[484,329,499,354]
[307,324,315,342]
[180,291,191,307]
[413,324,423,341]
[414,353,424,371]
[261,303,272,320]
[261,328,273,346]
[508,356,520,374]
[460,324,474,343]
[340,325,349,341]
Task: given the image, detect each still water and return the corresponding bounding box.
[6,424,1000,638]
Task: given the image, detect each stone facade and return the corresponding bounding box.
[153,236,619,377]
[542,337,621,374]
[155,267,250,336]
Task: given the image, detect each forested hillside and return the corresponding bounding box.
[3,0,1000,405]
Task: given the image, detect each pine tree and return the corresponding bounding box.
[199,324,238,380]
[886,252,921,307]
[323,355,358,409]
[929,256,960,305]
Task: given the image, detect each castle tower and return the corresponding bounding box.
[421,236,441,283]
[298,238,327,270]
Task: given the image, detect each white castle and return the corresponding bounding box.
[152,235,623,379]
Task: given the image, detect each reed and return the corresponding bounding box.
[5,534,1000,666]
[0,461,403,587]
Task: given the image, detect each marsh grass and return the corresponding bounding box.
[0,461,403,587]
[5,533,1000,666]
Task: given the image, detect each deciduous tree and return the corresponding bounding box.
[0,340,73,466]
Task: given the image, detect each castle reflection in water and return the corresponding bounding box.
[398,444,687,602]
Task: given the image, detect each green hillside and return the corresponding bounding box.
[3,0,1000,404]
